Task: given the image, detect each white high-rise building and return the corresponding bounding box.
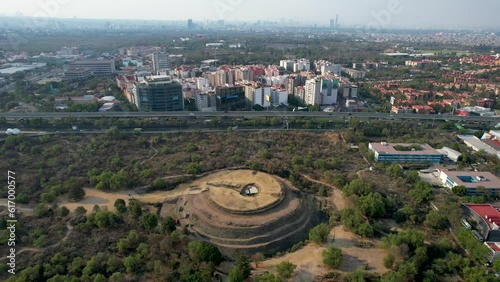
[196,92,217,112]
[304,78,321,105]
[321,64,341,75]
[271,90,289,106]
[351,85,359,98]
[320,78,338,105]
[152,53,170,75]
[293,59,311,72]
[245,85,272,107]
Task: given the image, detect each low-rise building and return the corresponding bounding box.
[436,146,461,163]
[463,204,500,242]
[440,170,500,196]
[369,142,442,164]
[458,135,500,159]
[64,68,92,81]
[69,60,115,75]
[485,242,500,262]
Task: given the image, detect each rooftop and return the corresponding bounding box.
[71,60,114,64]
[444,171,500,189]
[370,142,441,155]
[466,204,500,230]
[486,242,500,252]
[458,135,499,156]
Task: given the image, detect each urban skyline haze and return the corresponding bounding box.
[2,0,500,29]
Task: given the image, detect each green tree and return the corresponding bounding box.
[109,272,125,282]
[341,208,365,230]
[405,171,420,184]
[309,223,330,244]
[235,255,252,279]
[384,253,395,269]
[161,216,177,235]
[68,185,85,201]
[68,257,85,276]
[114,198,127,213]
[58,206,70,217]
[152,177,167,189]
[424,210,448,230]
[345,269,369,282]
[493,259,500,271]
[110,170,128,190]
[142,213,158,231]
[128,200,142,218]
[358,192,386,218]
[228,266,245,282]
[356,223,375,238]
[452,185,467,197]
[104,126,123,140]
[254,272,281,282]
[386,163,403,178]
[343,179,372,197]
[276,261,297,279]
[188,241,224,265]
[124,254,143,274]
[93,274,107,282]
[409,181,433,204]
[322,245,343,268]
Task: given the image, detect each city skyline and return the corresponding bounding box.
[2,0,500,29]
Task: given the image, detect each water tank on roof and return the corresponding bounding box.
[6,128,13,135]
[12,128,21,135]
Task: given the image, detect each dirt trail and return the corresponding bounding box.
[141,139,159,165]
[0,222,73,259]
[0,200,35,214]
[300,173,348,210]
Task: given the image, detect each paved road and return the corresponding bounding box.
[0,111,498,122]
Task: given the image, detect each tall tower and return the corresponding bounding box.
[330,19,335,28]
[335,14,339,29]
[187,19,193,30]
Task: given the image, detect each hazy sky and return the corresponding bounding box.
[3,0,500,28]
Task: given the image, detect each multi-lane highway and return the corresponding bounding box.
[0,111,498,122]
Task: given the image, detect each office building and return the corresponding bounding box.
[462,204,500,242]
[440,171,500,196]
[64,68,92,81]
[330,19,335,29]
[69,60,115,75]
[188,19,194,29]
[369,142,442,164]
[132,76,183,112]
[216,86,246,111]
[320,78,338,105]
[152,52,170,75]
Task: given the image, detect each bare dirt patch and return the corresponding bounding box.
[206,170,284,212]
[59,186,192,213]
[330,226,389,275]
[324,132,341,144]
[257,225,389,281]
